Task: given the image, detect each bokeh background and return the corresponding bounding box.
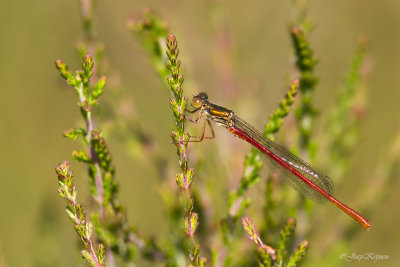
[0,0,399,266]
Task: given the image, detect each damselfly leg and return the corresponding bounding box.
[185,113,215,142]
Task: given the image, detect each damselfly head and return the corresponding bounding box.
[191,92,208,108]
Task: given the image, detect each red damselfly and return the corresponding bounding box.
[186,92,371,230]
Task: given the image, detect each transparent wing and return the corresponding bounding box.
[232,116,333,201]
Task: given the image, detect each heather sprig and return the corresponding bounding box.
[128,9,169,80]
[327,39,368,176]
[56,161,105,267]
[287,241,309,267]
[242,217,308,267]
[56,56,106,210]
[264,80,299,141]
[75,0,107,77]
[56,56,148,264]
[291,27,318,158]
[56,2,163,263]
[241,216,277,266]
[166,35,191,188]
[130,13,201,264]
[276,218,296,263]
[166,34,206,266]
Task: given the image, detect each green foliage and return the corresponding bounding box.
[166,34,191,189]
[55,55,154,265]
[287,241,309,267]
[264,80,299,141]
[91,76,106,101]
[241,216,276,266]
[327,39,368,175]
[55,56,106,198]
[72,150,91,163]
[56,161,105,267]
[291,27,318,158]
[91,130,115,175]
[242,217,307,267]
[128,9,169,80]
[189,244,206,267]
[277,218,296,263]
[64,127,86,140]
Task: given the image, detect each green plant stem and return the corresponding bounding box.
[166,34,205,267]
[87,104,105,216]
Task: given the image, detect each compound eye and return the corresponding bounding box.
[198,92,208,100]
[191,97,202,108]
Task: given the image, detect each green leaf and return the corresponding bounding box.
[72,150,91,163]
[92,76,106,100]
[287,240,309,267]
[97,244,105,264]
[82,55,94,78]
[81,249,95,266]
[65,206,76,222]
[64,127,87,140]
[85,222,93,239]
[277,218,296,263]
[264,80,299,140]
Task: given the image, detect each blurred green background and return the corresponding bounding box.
[0,0,399,266]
